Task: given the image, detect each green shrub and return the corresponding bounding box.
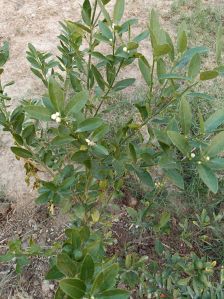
[1,0,224,298]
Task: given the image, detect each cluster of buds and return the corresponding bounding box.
[123,46,130,54]
[51,112,61,123]
[85,138,96,147]
[190,152,210,164]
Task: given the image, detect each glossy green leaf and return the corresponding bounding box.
[80,255,94,282]
[82,0,91,26]
[0,41,9,67]
[76,118,104,132]
[179,98,192,135]
[65,91,88,115]
[138,56,151,86]
[71,151,89,163]
[129,143,137,163]
[205,131,224,157]
[113,78,135,91]
[188,54,201,79]
[96,0,111,25]
[157,58,166,84]
[11,147,33,159]
[51,136,74,145]
[154,43,171,57]
[167,131,190,156]
[177,23,187,53]
[91,264,119,294]
[216,25,223,64]
[175,46,208,68]
[200,70,219,81]
[198,164,218,194]
[159,74,191,81]
[164,169,184,189]
[48,76,64,112]
[92,124,109,142]
[113,0,125,24]
[59,278,86,299]
[205,108,224,132]
[25,105,51,121]
[56,253,77,277]
[45,265,64,280]
[134,166,154,189]
[92,144,109,156]
[99,21,113,40]
[92,65,105,91]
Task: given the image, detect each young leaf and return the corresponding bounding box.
[96,0,111,25]
[134,166,154,189]
[56,253,77,277]
[59,278,86,299]
[157,58,166,84]
[65,91,88,115]
[48,76,64,112]
[205,131,224,157]
[138,56,151,86]
[179,98,192,135]
[167,131,190,156]
[91,264,119,294]
[82,0,92,26]
[205,108,224,132]
[45,265,64,280]
[200,70,219,81]
[11,147,33,159]
[177,23,187,53]
[129,143,137,163]
[188,54,201,79]
[24,105,51,121]
[76,118,104,132]
[92,144,109,156]
[197,164,218,194]
[99,21,113,40]
[216,25,223,64]
[113,78,135,91]
[164,169,184,189]
[80,255,94,282]
[0,41,9,67]
[113,0,125,24]
[92,65,105,91]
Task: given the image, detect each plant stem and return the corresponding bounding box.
[87,0,97,91]
[150,58,155,96]
[94,60,124,116]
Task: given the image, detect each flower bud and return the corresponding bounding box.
[56,117,61,123]
[191,153,196,158]
[123,46,128,52]
[51,113,57,120]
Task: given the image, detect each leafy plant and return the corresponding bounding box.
[1,0,224,298]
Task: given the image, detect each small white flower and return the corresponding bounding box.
[191,153,196,158]
[56,116,61,123]
[109,38,113,42]
[85,138,96,147]
[51,113,57,120]
[197,161,202,165]
[206,156,210,161]
[55,112,60,117]
[123,46,128,52]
